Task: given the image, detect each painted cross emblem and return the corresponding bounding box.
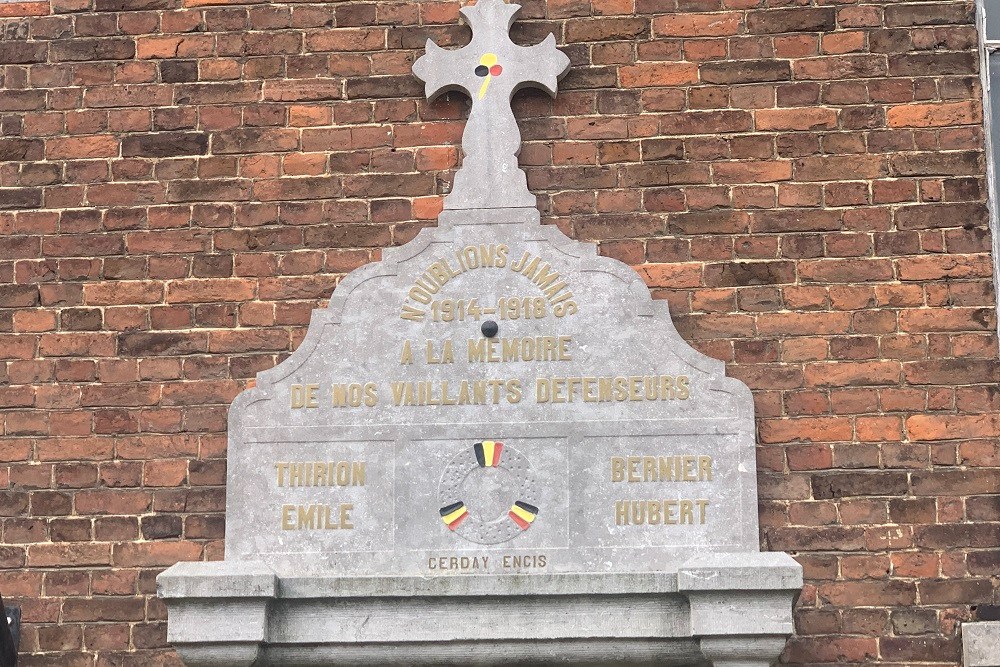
[413,0,570,211]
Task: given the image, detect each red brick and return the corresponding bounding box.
[620,62,698,88]
[165,278,256,304]
[45,135,119,159]
[887,100,979,128]
[635,263,703,288]
[756,107,838,131]
[759,417,854,444]
[653,13,741,37]
[28,543,111,567]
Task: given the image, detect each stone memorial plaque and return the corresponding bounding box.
[162,4,800,664]
[224,0,759,579]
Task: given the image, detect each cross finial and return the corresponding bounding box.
[413,0,570,211]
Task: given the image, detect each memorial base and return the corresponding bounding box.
[159,553,801,667]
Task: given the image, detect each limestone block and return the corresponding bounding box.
[965,622,1000,667]
[679,553,802,667]
[158,561,276,667]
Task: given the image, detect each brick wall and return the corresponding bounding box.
[0,0,996,664]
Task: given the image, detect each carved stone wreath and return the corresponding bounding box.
[438,441,540,545]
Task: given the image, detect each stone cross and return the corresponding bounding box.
[413,0,570,211]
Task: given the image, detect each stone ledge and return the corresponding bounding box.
[678,551,803,591]
[159,553,803,667]
[158,561,277,599]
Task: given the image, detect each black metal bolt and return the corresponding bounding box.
[481,320,499,338]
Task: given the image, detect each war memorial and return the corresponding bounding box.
[159,3,802,663]
[0,0,999,664]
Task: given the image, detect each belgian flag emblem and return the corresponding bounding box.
[474,441,504,468]
[440,501,469,530]
[508,501,538,530]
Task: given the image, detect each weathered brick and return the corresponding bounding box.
[888,52,976,76]
[746,8,836,34]
[0,42,47,64]
[654,13,740,37]
[886,100,979,128]
[895,202,988,230]
[756,108,838,131]
[813,472,910,499]
[165,278,256,304]
[881,636,961,662]
[567,17,649,41]
[620,62,698,88]
[884,2,973,27]
[167,179,252,203]
[212,128,299,154]
[890,151,982,177]
[174,82,262,105]
[50,38,136,62]
[263,79,344,102]
[0,188,42,209]
[119,333,208,356]
[704,261,795,287]
[84,85,172,108]
[121,132,209,158]
[345,76,425,99]
[0,138,44,161]
[700,60,791,84]
[94,0,173,10]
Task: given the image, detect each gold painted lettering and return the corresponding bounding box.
[643,457,657,482]
[401,304,425,322]
[533,375,692,403]
[699,456,713,482]
[611,457,625,482]
[290,384,307,409]
[664,500,677,524]
[305,384,319,408]
[627,457,640,482]
[553,300,577,317]
[683,456,697,481]
[280,504,355,530]
[551,377,565,403]
[608,456,713,482]
[647,500,661,524]
[297,504,316,529]
[536,379,550,403]
[425,340,454,364]
[290,385,303,408]
[678,376,690,400]
[468,339,486,362]
[613,500,710,527]
[506,379,522,404]
[281,505,296,530]
[679,500,694,524]
[331,383,377,408]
